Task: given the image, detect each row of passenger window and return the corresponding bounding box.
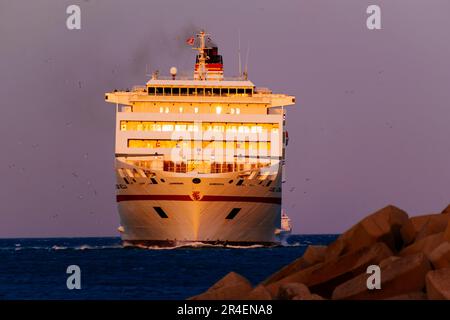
[148,87,253,96]
[120,121,279,133]
[128,139,272,151]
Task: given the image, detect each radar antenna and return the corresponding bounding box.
[193,30,211,80]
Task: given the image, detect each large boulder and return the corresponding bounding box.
[385,292,427,300]
[267,242,393,298]
[332,253,431,300]
[263,245,327,285]
[324,205,414,261]
[302,245,328,266]
[189,272,253,300]
[244,285,272,300]
[412,213,449,241]
[309,294,326,300]
[445,218,450,242]
[278,283,311,300]
[265,262,323,297]
[428,242,450,269]
[400,232,444,258]
[426,268,450,300]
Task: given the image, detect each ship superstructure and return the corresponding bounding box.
[105,31,296,246]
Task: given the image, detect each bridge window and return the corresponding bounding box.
[180,87,188,95]
[172,87,180,95]
[148,87,155,94]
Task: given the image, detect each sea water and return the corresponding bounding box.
[0,235,337,300]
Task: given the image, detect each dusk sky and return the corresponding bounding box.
[1,0,449,237]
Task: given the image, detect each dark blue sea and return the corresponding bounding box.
[0,235,337,300]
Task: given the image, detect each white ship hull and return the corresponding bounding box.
[116,160,282,246]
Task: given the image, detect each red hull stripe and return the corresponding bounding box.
[116,195,281,204]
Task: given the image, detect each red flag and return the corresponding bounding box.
[186,36,195,46]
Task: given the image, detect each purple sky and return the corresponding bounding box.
[1,0,449,237]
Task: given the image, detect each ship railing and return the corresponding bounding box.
[132,85,147,92]
[149,75,248,81]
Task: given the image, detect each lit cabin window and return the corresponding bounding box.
[162,124,174,131]
[179,107,183,113]
[151,123,161,131]
[194,107,199,113]
[236,108,241,115]
[165,107,169,113]
[238,125,250,133]
[121,122,127,131]
[213,125,225,132]
[251,125,263,133]
[159,107,164,113]
[175,124,187,131]
[230,108,235,114]
[216,106,222,114]
[137,123,143,131]
[187,124,199,132]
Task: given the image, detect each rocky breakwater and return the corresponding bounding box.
[190,204,450,300]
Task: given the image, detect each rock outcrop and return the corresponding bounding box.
[189,272,253,300]
[262,245,327,285]
[190,203,450,300]
[425,268,450,300]
[244,285,272,300]
[331,253,430,300]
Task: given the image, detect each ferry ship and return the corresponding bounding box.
[275,210,293,242]
[105,31,296,247]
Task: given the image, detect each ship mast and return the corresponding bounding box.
[194,31,210,80]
